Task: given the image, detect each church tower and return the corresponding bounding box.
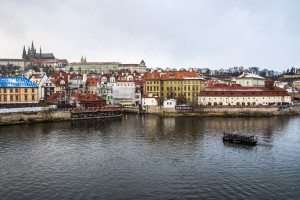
[28,41,37,60]
[39,46,42,59]
[22,45,26,60]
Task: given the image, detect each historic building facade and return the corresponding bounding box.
[144,70,205,105]
[234,73,265,87]
[0,77,39,107]
[198,84,291,106]
[68,58,147,74]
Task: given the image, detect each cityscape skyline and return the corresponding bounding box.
[1,0,300,71]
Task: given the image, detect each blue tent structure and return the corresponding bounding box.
[0,77,37,88]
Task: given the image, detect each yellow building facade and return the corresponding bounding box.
[0,77,39,107]
[144,71,205,105]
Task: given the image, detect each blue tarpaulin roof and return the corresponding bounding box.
[0,77,37,88]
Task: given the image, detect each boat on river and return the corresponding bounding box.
[70,106,122,120]
[223,132,258,146]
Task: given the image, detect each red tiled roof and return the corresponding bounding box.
[49,72,82,80]
[47,92,105,103]
[144,70,199,80]
[29,74,44,79]
[86,77,100,86]
[200,85,290,97]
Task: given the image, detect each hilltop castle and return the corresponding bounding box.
[22,41,55,62]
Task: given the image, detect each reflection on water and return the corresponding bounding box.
[0,115,299,199]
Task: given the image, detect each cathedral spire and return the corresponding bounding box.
[39,46,42,58]
[22,45,26,60]
[31,41,34,49]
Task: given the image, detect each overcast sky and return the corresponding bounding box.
[0,0,299,71]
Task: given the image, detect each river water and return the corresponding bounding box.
[0,115,299,199]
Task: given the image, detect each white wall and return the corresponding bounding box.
[198,95,291,106]
[142,98,158,106]
[236,78,265,87]
[163,99,177,108]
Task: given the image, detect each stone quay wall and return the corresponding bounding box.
[159,105,300,117]
[0,110,71,126]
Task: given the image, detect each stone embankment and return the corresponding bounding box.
[0,110,71,125]
[137,104,300,117]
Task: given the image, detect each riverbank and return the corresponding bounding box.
[124,105,300,117]
[159,110,299,117]
[0,110,70,126]
[1,105,300,126]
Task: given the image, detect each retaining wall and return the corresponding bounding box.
[0,110,71,125]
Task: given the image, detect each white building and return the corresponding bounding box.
[112,81,136,103]
[274,81,289,89]
[163,99,177,108]
[29,73,55,100]
[234,73,265,87]
[142,95,159,106]
[198,84,291,106]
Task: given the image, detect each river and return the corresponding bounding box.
[0,115,299,199]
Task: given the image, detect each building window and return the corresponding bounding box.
[15,89,18,93]
[4,95,7,102]
[10,95,13,101]
[32,89,35,93]
[10,89,13,93]
[15,95,19,101]
[25,95,28,101]
[32,95,35,101]
[4,89,7,93]
[25,89,28,93]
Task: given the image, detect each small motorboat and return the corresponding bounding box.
[223,132,258,146]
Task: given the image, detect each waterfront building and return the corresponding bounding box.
[163,99,177,108]
[47,92,106,108]
[234,72,265,87]
[144,70,205,105]
[0,77,38,107]
[29,73,55,100]
[112,79,137,105]
[86,77,100,94]
[141,95,159,106]
[99,74,116,104]
[198,83,291,106]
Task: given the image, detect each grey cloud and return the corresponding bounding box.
[0,0,299,70]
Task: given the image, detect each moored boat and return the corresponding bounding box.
[70,105,122,120]
[223,132,258,146]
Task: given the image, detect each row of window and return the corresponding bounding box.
[161,92,197,97]
[0,95,35,102]
[147,80,202,85]
[0,88,35,93]
[202,96,282,100]
[205,102,278,106]
[147,86,201,91]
